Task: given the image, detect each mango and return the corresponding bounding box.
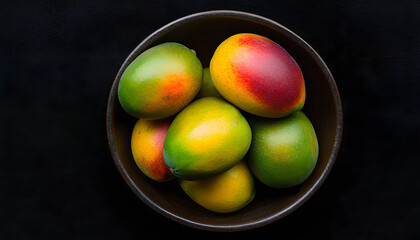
[163,97,252,180]
[118,42,203,119]
[131,118,175,182]
[247,111,318,188]
[196,67,222,99]
[179,161,255,213]
[210,33,305,118]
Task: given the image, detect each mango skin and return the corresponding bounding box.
[210,33,305,118]
[196,68,222,99]
[247,111,318,188]
[131,118,175,182]
[163,97,252,180]
[118,42,203,119]
[179,161,255,213]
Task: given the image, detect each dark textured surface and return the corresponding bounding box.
[1,0,419,238]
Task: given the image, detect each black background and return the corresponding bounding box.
[1,0,419,239]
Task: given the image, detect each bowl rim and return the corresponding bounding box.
[106,9,343,232]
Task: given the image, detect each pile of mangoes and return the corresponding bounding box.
[118,33,319,213]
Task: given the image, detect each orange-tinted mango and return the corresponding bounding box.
[118,42,203,119]
[131,118,175,182]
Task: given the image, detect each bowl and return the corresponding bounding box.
[106,10,343,231]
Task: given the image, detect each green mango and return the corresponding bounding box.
[196,68,222,99]
[247,111,319,188]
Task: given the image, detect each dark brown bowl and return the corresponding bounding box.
[106,10,343,232]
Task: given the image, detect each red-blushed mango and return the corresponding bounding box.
[163,97,252,180]
[118,42,203,119]
[210,33,305,118]
[247,111,318,188]
[179,161,255,213]
[131,118,175,182]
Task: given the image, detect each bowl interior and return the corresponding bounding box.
[107,10,342,231]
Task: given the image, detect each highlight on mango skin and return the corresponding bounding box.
[131,118,175,182]
[210,33,305,118]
